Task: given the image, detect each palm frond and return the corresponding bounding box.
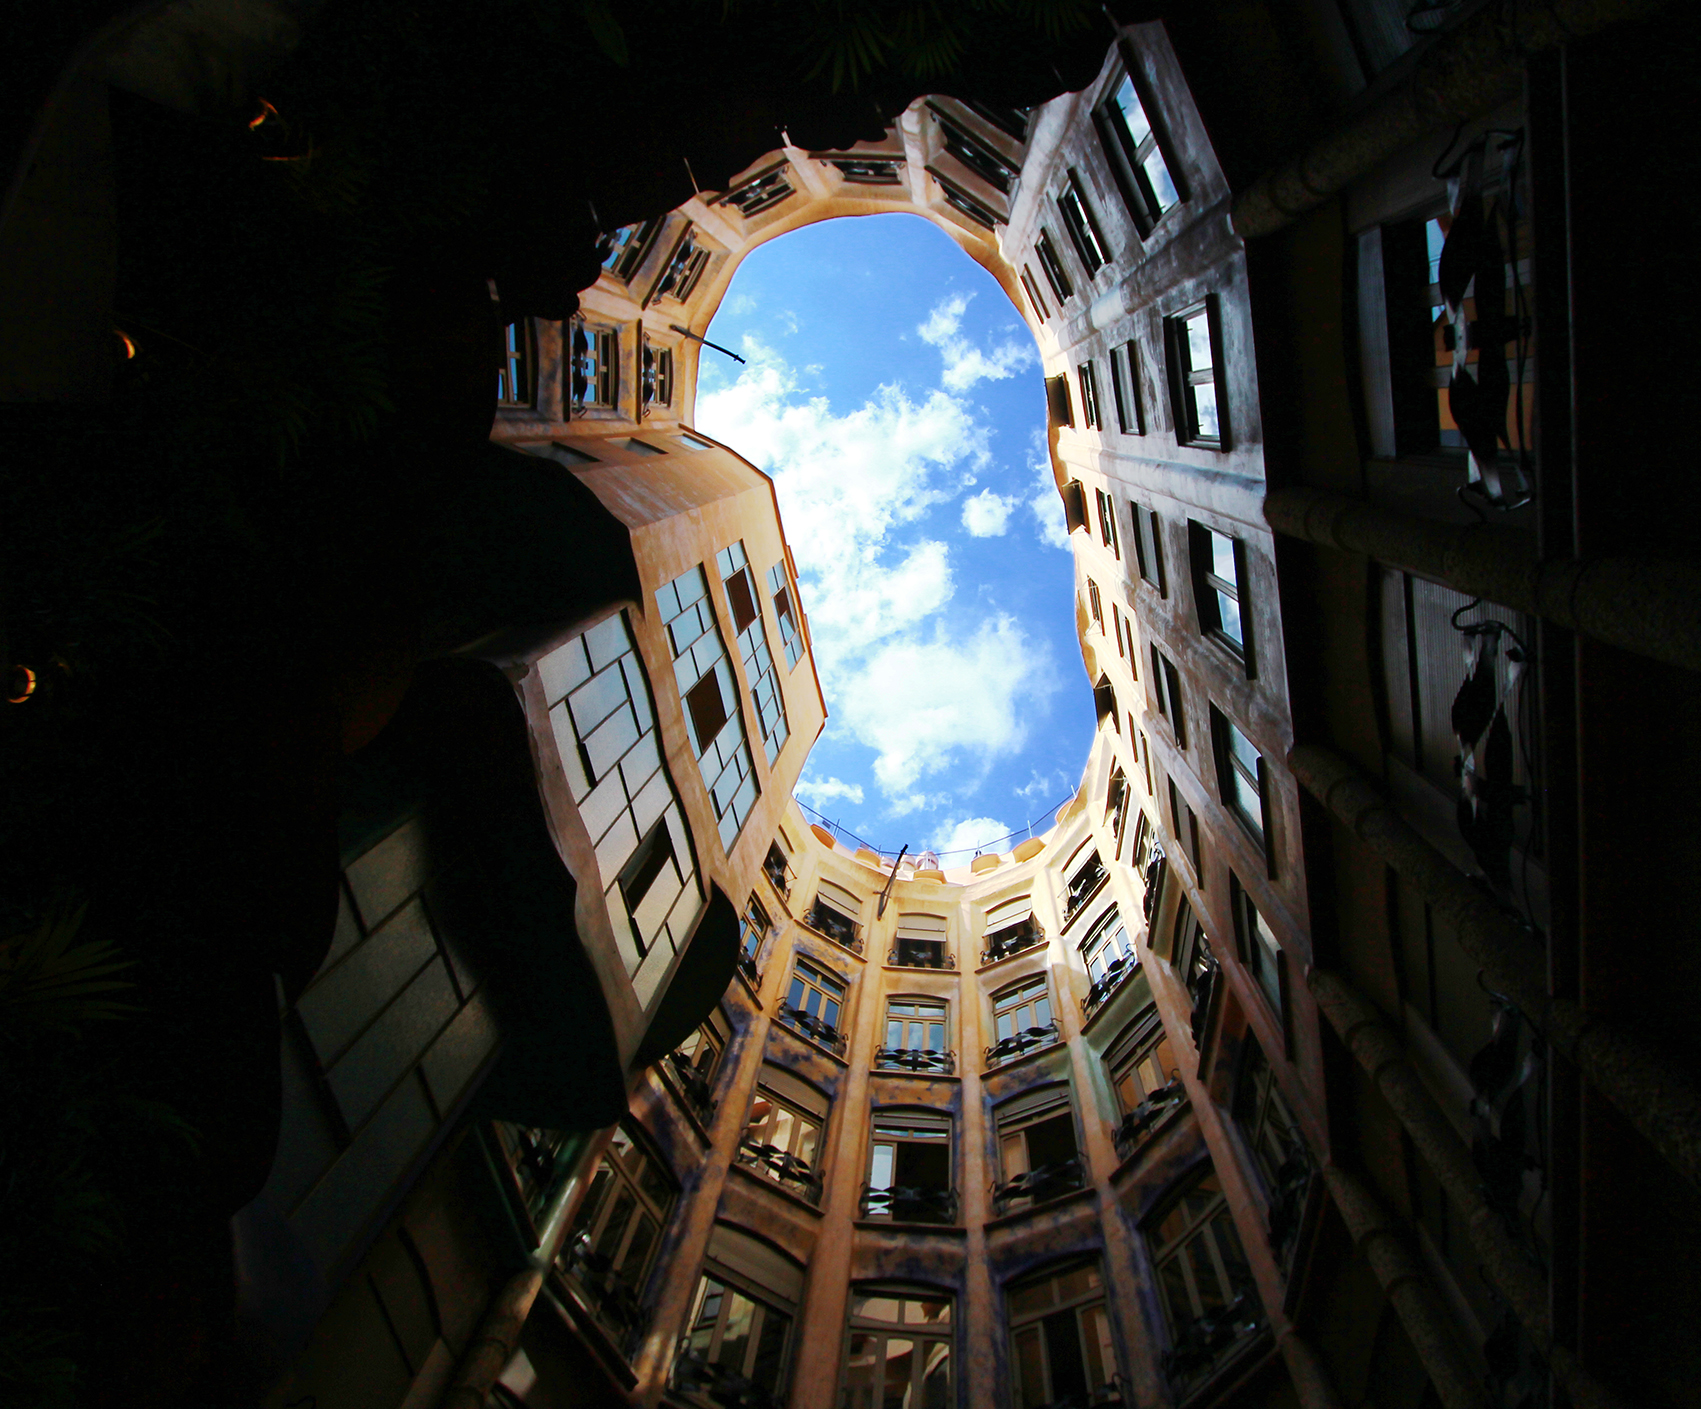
[0,901,135,1032]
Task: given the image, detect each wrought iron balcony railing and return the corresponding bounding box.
[1062,859,1109,922]
[1265,1144,1315,1268]
[774,1001,847,1056]
[991,1156,1087,1215]
[557,1235,649,1338]
[804,904,863,953]
[981,922,1046,965]
[671,1345,785,1409]
[984,1022,1061,1069]
[762,861,792,900]
[1027,1375,1128,1409]
[1081,951,1141,1018]
[665,1051,719,1126]
[735,949,762,989]
[887,943,956,970]
[734,1136,824,1206]
[871,1046,957,1075]
[1161,1291,1265,1396]
[1112,1080,1187,1161]
[859,1184,959,1224]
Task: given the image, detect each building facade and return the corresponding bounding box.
[244,7,1699,1409]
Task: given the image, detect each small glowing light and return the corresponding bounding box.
[7,665,37,703]
[250,99,279,129]
[115,329,137,359]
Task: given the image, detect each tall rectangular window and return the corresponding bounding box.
[568,318,618,413]
[1035,230,1073,303]
[989,974,1056,1063]
[1096,70,1181,234]
[642,341,674,409]
[1150,646,1186,747]
[806,878,863,952]
[557,1124,676,1348]
[864,1116,954,1222]
[845,1288,953,1404]
[674,1225,801,1404]
[1007,1261,1117,1408]
[1213,708,1269,848]
[497,319,535,407]
[1057,172,1109,273]
[1169,302,1226,448]
[668,1009,729,1125]
[994,1088,1083,1212]
[891,912,951,970]
[601,218,661,282]
[718,541,789,765]
[740,892,770,967]
[1080,906,1135,990]
[1020,266,1049,321]
[538,614,701,995]
[1110,341,1145,433]
[1087,580,1104,631]
[1108,1011,1179,1118]
[929,105,1021,192]
[1063,849,1109,921]
[1095,489,1121,557]
[1132,503,1166,594]
[783,957,848,1051]
[1190,522,1251,664]
[718,161,794,217]
[649,227,711,305]
[742,1066,827,1180]
[883,997,948,1057]
[1077,360,1102,430]
[1232,874,1284,1021]
[657,566,759,848]
[766,561,806,669]
[1146,1172,1261,1394]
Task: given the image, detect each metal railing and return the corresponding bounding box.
[735,949,762,990]
[557,1235,649,1338]
[859,1184,959,1224]
[804,904,863,953]
[671,1345,785,1409]
[1062,860,1108,923]
[1081,952,1141,1018]
[872,1046,957,1076]
[991,1157,1086,1214]
[1112,1080,1186,1161]
[887,943,956,970]
[762,853,793,900]
[665,1051,719,1126]
[774,1001,847,1057]
[981,922,1046,965]
[1161,1291,1265,1397]
[984,1022,1061,1069]
[734,1137,824,1206]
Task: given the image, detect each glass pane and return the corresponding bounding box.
[594,1188,635,1260]
[770,1106,798,1154]
[1081,1304,1114,1389]
[824,997,841,1029]
[1193,381,1220,439]
[857,1295,902,1324]
[788,975,805,1010]
[1144,148,1179,211]
[887,1019,903,1048]
[804,988,822,1018]
[870,1144,895,1190]
[928,1022,944,1050]
[1159,1254,1195,1324]
[1008,1277,1052,1319]
[617,1212,657,1286]
[1001,1132,1030,1180]
[1056,1264,1102,1301]
[884,1338,915,1409]
[1210,531,1237,582]
[1186,314,1213,371]
[923,1343,951,1409]
[1114,77,1151,146]
[1185,1231,1228,1311]
[1216,590,1244,645]
[1230,723,1260,773]
[569,1166,612,1242]
[1235,772,1264,830]
[1035,993,1052,1028]
[796,1118,819,1167]
[717,1290,757,1372]
[686,1278,724,1353]
[1211,1208,1254,1293]
[908,1299,952,1327]
[997,1011,1013,1041]
[846,1332,881,1409]
[752,1305,791,1393]
[1014,1326,1049,1408]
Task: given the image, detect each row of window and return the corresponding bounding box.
[496,317,678,418]
[1059,299,1225,451]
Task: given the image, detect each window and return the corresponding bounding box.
[782,955,848,1051]
[558,1124,675,1345]
[1169,302,1226,448]
[494,1123,585,1226]
[761,841,791,899]
[983,895,1043,963]
[669,1008,730,1124]
[718,541,789,765]
[601,218,661,282]
[1110,341,1145,433]
[1080,906,1136,991]
[929,105,1021,192]
[1063,849,1108,921]
[1077,360,1102,430]
[891,912,951,970]
[961,98,1030,141]
[1150,646,1185,747]
[1232,1037,1310,1265]
[930,168,1002,229]
[1112,605,1126,658]
[1232,874,1283,1021]
[675,1225,801,1405]
[766,561,806,669]
[1057,172,1109,273]
[1006,1260,1117,1408]
[864,1114,955,1222]
[1020,265,1049,320]
[1095,488,1120,557]
[988,974,1056,1065]
[658,566,759,847]
[1189,522,1250,664]
[823,154,906,185]
[1093,675,1119,734]
[497,319,535,407]
[1213,708,1268,848]
[994,1087,1083,1212]
[1087,580,1103,631]
[1096,69,1181,234]
[1146,1171,1261,1389]
[1051,380,1078,434]
[739,1064,830,1202]
[806,878,863,952]
[1131,502,1166,594]
[1107,767,1132,856]
[538,614,701,993]
[1108,1011,1179,1119]
[719,162,793,218]
[881,997,948,1061]
[1035,230,1073,303]
[568,318,618,413]
[1171,902,1219,1046]
[642,341,674,409]
[740,892,770,972]
[844,1287,954,1406]
[650,227,711,305]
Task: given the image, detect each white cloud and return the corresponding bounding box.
[918,292,1037,393]
[932,815,1014,858]
[1014,767,1073,806]
[720,290,757,317]
[961,488,1018,537]
[794,775,865,807]
[1028,456,1071,550]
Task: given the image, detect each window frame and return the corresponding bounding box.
[1035,230,1073,303]
[1149,645,1186,748]
[1077,359,1102,430]
[1107,1009,1180,1119]
[1189,521,1253,670]
[1057,170,1110,274]
[1020,265,1049,321]
[1167,299,1228,449]
[785,955,848,1037]
[1212,707,1270,851]
[1095,488,1121,558]
[1095,64,1184,236]
[1005,1258,1119,1407]
[1131,502,1167,595]
[1143,1168,1260,1373]
[881,996,949,1058]
[567,317,619,415]
[497,317,536,409]
[677,1261,797,1404]
[1110,340,1146,434]
[843,1285,955,1408]
[864,1111,955,1222]
[990,972,1055,1051]
[1231,873,1286,1033]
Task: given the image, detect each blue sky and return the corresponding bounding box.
[696,213,1095,862]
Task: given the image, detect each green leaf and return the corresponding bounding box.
[579,0,630,65]
[0,900,136,1033]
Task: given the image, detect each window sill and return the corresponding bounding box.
[727,1159,825,1217]
[984,1183,1097,1232]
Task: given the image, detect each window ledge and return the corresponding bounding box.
[768,1016,849,1067]
[983,1183,1097,1232]
[727,1159,825,1217]
[799,921,867,961]
[853,1218,968,1238]
[982,1036,1066,1077]
[868,1066,961,1084]
[1109,1102,1193,1182]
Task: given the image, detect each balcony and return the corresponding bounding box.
[981,921,1046,965]
[804,903,863,954]
[1161,1292,1266,1399]
[1112,1080,1187,1161]
[1081,952,1141,1019]
[872,1046,957,1076]
[984,1022,1061,1070]
[761,848,793,901]
[665,1050,719,1127]
[671,1345,784,1409]
[991,1156,1087,1215]
[859,1184,959,1225]
[887,941,955,970]
[774,1001,847,1057]
[1062,856,1108,924]
[557,1235,649,1339]
[734,1136,824,1207]
[735,949,762,990]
